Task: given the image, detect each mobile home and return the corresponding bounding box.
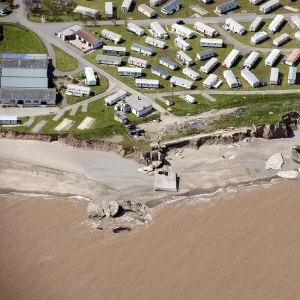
[249,0,264,4]
[216,0,237,14]
[260,0,280,14]
[251,31,268,44]
[160,57,177,70]
[295,31,300,41]
[222,49,239,68]
[174,37,191,51]
[183,67,200,80]
[105,2,113,18]
[150,0,167,6]
[135,79,160,89]
[96,54,122,66]
[171,23,195,38]
[161,0,180,15]
[243,51,259,69]
[194,22,218,37]
[170,76,193,89]
[101,29,122,44]
[118,67,142,77]
[197,49,215,61]
[84,67,97,86]
[102,46,126,56]
[150,22,169,39]
[131,43,154,56]
[265,49,281,66]
[138,4,156,18]
[127,23,145,36]
[121,0,133,12]
[176,51,194,66]
[249,16,263,32]
[225,18,246,35]
[270,67,279,85]
[241,69,260,87]
[200,57,218,73]
[183,95,196,104]
[105,89,127,106]
[151,66,169,79]
[268,15,284,33]
[203,74,221,89]
[291,15,300,30]
[288,67,297,84]
[66,84,90,97]
[200,38,223,48]
[284,49,300,66]
[145,37,166,49]
[128,56,148,68]
[273,33,289,46]
[223,70,240,88]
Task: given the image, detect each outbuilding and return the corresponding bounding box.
[101,29,122,44]
[284,49,300,66]
[127,23,144,36]
[105,89,128,106]
[194,22,218,37]
[222,49,239,68]
[135,79,160,89]
[102,46,126,56]
[249,16,263,32]
[176,51,194,66]
[260,0,280,14]
[197,49,215,61]
[200,57,218,73]
[161,0,180,15]
[268,15,284,33]
[241,69,260,87]
[96,54,122,66]
[183,67,200,80]
[160,57,177,70]
[150,22,169,39]
[203,74,222,89]
[224,18,246,35]
[174,37,191,51]
[105,2,113,18]
[265,49,281,66]
[66,84,90,97]
[223,70,240,88]
[200,38,223,48]
[118,67,142,77]
[151,66,169,79]
[216,0,237,14]
[251,31,268,44]
[243,51,259,69]
[273,33,289,46]
[145,37,166,49]
[171,23,195,39]
[121,0,133,12]
[288,67,297,84]
[270,67,280,85]
[131,43,154,56]
[84,67,97,86]
[128,56,148,68]
[170,76,193,89]
[138,4,156,18]
[291,15,300,30]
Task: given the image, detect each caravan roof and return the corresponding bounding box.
[265,49,280,65]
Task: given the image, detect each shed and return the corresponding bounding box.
[243,51,259,69]
[241,69,260,87]
[197,49,215,61]
[194,22,218,37]
[222,49,239,68]
[96,54,122,66]
[183,95,196,104]
[265,49,281,66]
[216,0,237,13]
[183,67,200,80]
[161,0,180,15]
[260,0,280,13]
[268,15,284,33]
[170,76,193,89]
[223,70,240,88]
[200,38,223,48]
[174,37,191,51]
[288,67,297,84]
[251,31,268,44]
[151,66,169,79]
[84,67,97,86]
[249,16,263,32]
[273,33,289,47]
[200,57,218,74]
[270,67,279,85]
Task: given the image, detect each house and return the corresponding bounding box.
[150,0,168,6]
[102,46,126,56]
[114,111,128,124]
[96,54,122,66]
[0,116,18,125]
[270,67,280,85]
[151,66,169,79]
[73,5,99,18]
[123,95,153,117]
[176,51,194,66]
[223,70,240,88]
[295,31,300,41]
[249,0,264,4]
[118,67,142,77]
[291,15,300,30]
[101,29,122,44]
[131,43,154,56]
[105,89,128,105]
[273,33,289,46]
[170,76,193,89]
[174,37,191,51]
[216,0,237,14]
[121,0,133,12]
[138,4,156,18]
[200,38,223,48]
[0,4,9,14]
[128,56,148,68]
[224,18,246,35]
[105,2,114,18]
[161,0,180,15]
[194,22,218,37]
[241,69,260,87]
[288,67,297,84]
[200,57,218,74]
[183,67,200,80]
[251,31,268,44]
[150,22,169,39]
[135,79,160,89]
[171,23,195,39]
[222,49,239,68]
[268,15,284,33]
[265,49,281,66]
[197,49,215,61]
[145,37,166,49]
[160,57,177,70]
[127,23,144,36]
[260,0,280,14]
[243,51,259,69]
[57,25,82,40]
[75,28,102,49]
[84,67,97,86]
[66,84,91,97]
[203,74,222,89]
[183,95,196,104]
[249,16,263,32]
[284,49,300,66]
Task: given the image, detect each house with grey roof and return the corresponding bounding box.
[161,0,180,15]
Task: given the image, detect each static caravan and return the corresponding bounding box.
[249,16,263,32]
[260,0,280,14]
[243,51,259,69]
[105,2,113,18]
[101,29,122,44]
[249,0,264,4]
[183,67,200,80]
[194,22,218,37]
[268,15,284,33]
[200,57,218,73]
[151,66,169,79]
[138,4,156,18]
[273,33,289,46]
[0,116,18,125]
[121,0,133,12]
[284,49,300,66]
[197,49,215,61]
[291,15,300,30]
[135,79,160,89]
[96,54,122,66]
[128,56,148,68]
[131,43,154,56]
[170,76,193,89]
[66,84,90,97]
[74,5,99,17]
[160,57,177,70]
[265,49,281,66]
[176,51,194,66]
[171,23,195,39]
[174,37,191,51]
[161,0,180,15]
[295,31,300,41]
[216,0,237,14]
[105,89,127,106]
[127,23,145,36]
[241,69,260,87]
[270,67,279,85]
[200,38,223,48]
[251,31,268,44]
[288,67,297,84]
[150,22,169,39]
[145,37,166,49]
[102,46,126,57]
[183,95,196,104]
[225,18,246,35]
[223,70,240,88]
[203,74,221,89]
[222,49,239,68]
[150,0,167,6]
[118,67,142,77]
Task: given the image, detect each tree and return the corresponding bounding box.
[7,0,14,10]
[22,0,35,12]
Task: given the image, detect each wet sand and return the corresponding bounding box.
[1,179,300,300]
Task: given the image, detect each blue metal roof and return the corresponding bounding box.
[1,53,47,59]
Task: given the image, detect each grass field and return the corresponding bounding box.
[52,44,78,72]
[0,23,47,54]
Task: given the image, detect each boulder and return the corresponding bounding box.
[277,170,299,179]
[87,202,105,218]
[266,153,284,170]
[255,123,288,139]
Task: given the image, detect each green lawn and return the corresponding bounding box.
[52,44,78,72]
[0,23,47,54]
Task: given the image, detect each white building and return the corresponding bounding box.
[96,55,121,68]
[203,74,222,89]
[268,15,284,33]
[183,95,196,104]
[171,23,195,39]
[288,67,297,84]
[216,0,237,14]
[249,16,263,32]
[200,38,223,48]
[223,70,240,88]
[161,0,180,15]
[225,18,246,35]
[0,116,18,125]
[105,2,113,18]
[291,15,300,30]
[183,67,200,80]
[135,79,160,89]
[170,76,193,89]
[57,25,82,41]
[176,51,194,66]
[118,67,142,77]
[265,49,281,66]
[273,33,289,46]
[249,0,264,4]
[284,49,300,66]
[150,22,168,39]
[270,67,279,85]
[121,0,133,12]
[128,56,148,68]
[102,46,126,56]
[197,49,215,61]
[84,67,96,86]
[131,43,154,56]
[194,22,218,37]
[200,57,218,74]
[243,51,259,69]
[151,66,169,79]
[251,31,268,44]
[222,49,239,68]
[295,31,300,41]
[127,23,144,36]
[260,0,280,14]
[160,57,177,70]
[73,5,98,17]
[145,37,166,49]
[105,89,127,106]
[66,84,90,97]
[150,0,167,6]
[241,69,260,87]
[101,29,122,44]
[174,37,191,51]
[138,4,156,18]
[123,95,153,117]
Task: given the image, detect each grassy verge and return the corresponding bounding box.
[52,44,78,72]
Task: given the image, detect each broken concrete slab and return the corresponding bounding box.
[81,103,88,113]
[77,116,95,130]
[70,105,79,116]
[266,153,284,170]
[223,151,235,160]
[52,111,65,121]
[55,118,74,131]
[31,120,47,133]
[154,167,177,192]
[277,170,299,179]
[24,116,35,127]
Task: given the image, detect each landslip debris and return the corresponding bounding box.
[266,153,284,170]
[291,145,300,164]
[277,170,299,180]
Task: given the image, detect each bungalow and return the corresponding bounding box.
[96,54,122,66]
[197,49,215,61]
[105,2,114,18]
[138,4,156,18]
[123,95,153,117]
[183,67,200,80]
[151,66,169,79]
[118,67,142,77]
[73,5,98,18]
[200,57,218,73]
[176,51,194,66]
[75,28,102,49]
[216,0,237,14]
[128,56,148,68]
[105,89,128,106]
[160,57,177,70]
[131,43,154,56]
[161,0,180,15]
[101,29,122,44]
[121,0,133,12]
[284,49,300,66]
[84,67,97,86]
[114,111,128,124]
[145,37,166,49]
[170,76,193,89]
[135,79,160,89]
[0,116,18,125]
[66,84,91,97]
[102,46,126,56]
[174,37,191,51]
[150,22,169,39]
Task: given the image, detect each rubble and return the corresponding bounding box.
[266,153,284,170]
[277,170,299,179]
[223,151,235,160]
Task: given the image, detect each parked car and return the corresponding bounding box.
[176,20,185,24]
